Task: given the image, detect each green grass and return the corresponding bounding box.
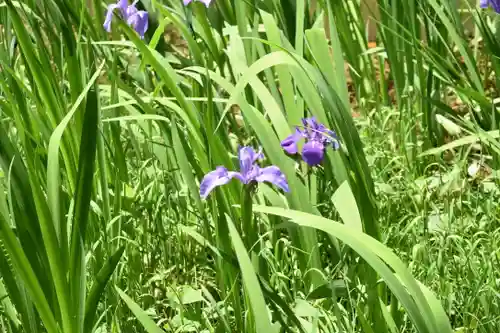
[0,0,499,332]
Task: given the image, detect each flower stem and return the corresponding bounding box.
[241,185,259,271]
[308,166,317,206]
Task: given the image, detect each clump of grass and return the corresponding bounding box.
[0,0,499,332]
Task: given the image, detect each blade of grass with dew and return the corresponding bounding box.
[0,174,38,332]
[0,278,20,329]
[0,240,40,333]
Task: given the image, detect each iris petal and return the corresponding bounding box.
[127,10,148,38]
[238,146,260,177]
[493,0,500,12]
[199,167,241,199]
[281,129,303,155]
[118,0,129,14]
[302,140,325,166]
[103,4,119,32]
[255,166,289,193]
[281,117,340,166]
[103,0,149,36]
[199,146,289,198]
[125,2,138,17]
[482,0,500,12]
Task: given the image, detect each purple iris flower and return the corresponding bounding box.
[281,117,340,166]
[481,0,500,13]
[104,0,149,39]
[183,0,213,7]
[199,146,289,199]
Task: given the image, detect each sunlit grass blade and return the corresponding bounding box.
[253,205,453,333]
[260,10,300,125]
[227,216,274,332]
[332,181,362,232]
[419,130,500,157]
[47,62,104,243]
[305,27,349,111]
[171,120,203,212]
[116,287,165,333]
[0,213,58,332]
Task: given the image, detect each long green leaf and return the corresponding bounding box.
[253,205,453,333]
[0,213,58,332]
[116,287,165,333]
[84,246,125,333]
[69,86,101,333]
[227,217,274,333]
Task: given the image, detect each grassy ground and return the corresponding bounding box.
[362,107,500,331]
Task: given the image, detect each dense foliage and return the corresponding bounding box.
[0,0,499,332]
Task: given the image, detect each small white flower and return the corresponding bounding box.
[468,161,480,177]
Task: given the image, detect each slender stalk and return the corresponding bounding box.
[241,185,259,271]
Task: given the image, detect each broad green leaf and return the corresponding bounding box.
[305,28,349,110]
[332,181,362,232]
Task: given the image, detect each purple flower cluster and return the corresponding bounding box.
[103,0,149,38]
[199,118,340,199]
[281,117,339,166]
[481,0,500,13]
[103,0,214,37]
[200,147,289,199]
